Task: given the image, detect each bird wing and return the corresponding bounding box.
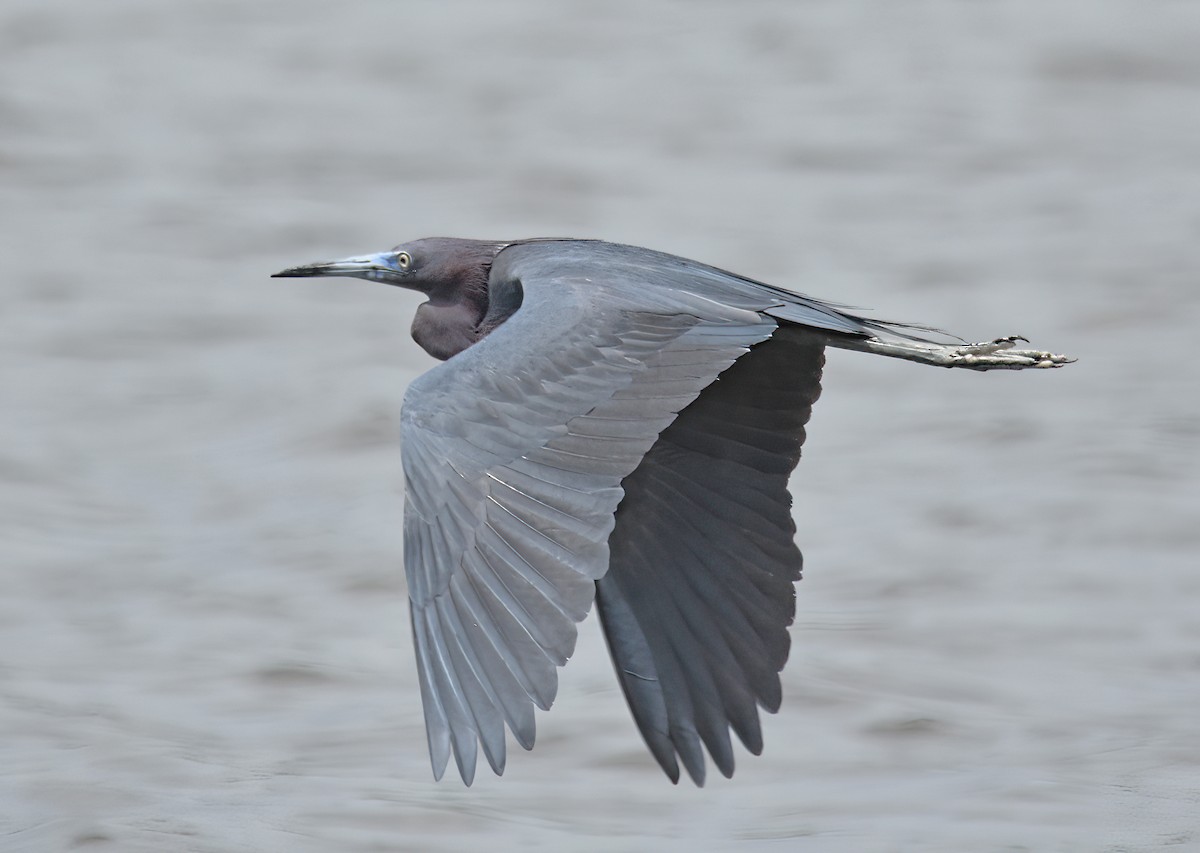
[595,326,823,785]
[400,245,779,783]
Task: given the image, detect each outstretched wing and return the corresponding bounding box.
[400,244,780,783]
[596,327,824,784]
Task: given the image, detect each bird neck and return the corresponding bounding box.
[410,301,483,360]
[409,247,500,360]
[411,268,492,362]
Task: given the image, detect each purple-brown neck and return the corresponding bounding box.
[401,238,509,360]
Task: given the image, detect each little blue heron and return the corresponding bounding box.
[273,237,1073,786]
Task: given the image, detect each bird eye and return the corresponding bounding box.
[396,252,412,270]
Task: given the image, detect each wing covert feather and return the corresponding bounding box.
[401,250,778,782]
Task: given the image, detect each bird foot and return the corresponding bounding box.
[828,333,1076,371]
[947,336,1076,370]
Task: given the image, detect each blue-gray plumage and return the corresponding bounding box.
[272,238,1073,786]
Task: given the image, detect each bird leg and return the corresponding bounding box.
[825,333,1076,371]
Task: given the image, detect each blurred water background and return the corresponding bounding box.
[3,1,1198,850]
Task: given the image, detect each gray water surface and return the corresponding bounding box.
[3,2,1198,850]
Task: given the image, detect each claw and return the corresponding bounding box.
[960,336,1023,356]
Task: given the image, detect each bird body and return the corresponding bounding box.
[273,238,1073,785]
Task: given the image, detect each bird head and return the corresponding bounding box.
[272,237,510,297]
[273,238,515,360]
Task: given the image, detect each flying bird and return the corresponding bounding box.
[273,237,1073,786]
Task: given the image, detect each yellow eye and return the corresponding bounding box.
[396,252,412,270]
